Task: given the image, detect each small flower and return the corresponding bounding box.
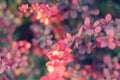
[96,36,116,50]
[83,17,101,36]
[47,40,72,62]
[19,4,28,13]
[12,40,31,54]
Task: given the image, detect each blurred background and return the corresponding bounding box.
[0,0,120,80]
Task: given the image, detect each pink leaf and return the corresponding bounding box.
[63,11,69,19]
[79,26,83,35]
[6,52,12,59]
[5,66,10,71]
[41,76,50,80]
[103,55,111,64]
[108,42,116,50]
[84,17,90,26]
[70,10,77,19]
[96,36,105,42]
[93,20,99,27]
[0,66,5,74]
[94,26,101,33]
[72,0,78,4]
[100,18,106,24]
[86,29,94,36]
[66,33,72,39]
[116,41,120,46]
[105,14,112,23]
[0,69,4,74]
[76,41,79,48]
[108,37,114,43]
[101,41,108,48]
[105,27,115,37]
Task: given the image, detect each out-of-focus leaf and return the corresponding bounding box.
[0,42,7,47]
[114,47,120,54]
